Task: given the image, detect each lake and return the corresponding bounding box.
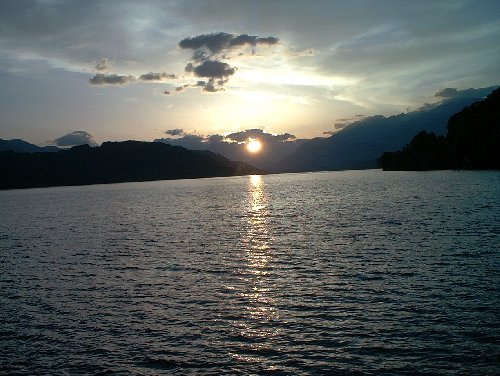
[1,170,499,375]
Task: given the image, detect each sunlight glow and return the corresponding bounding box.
[246,139,262,153]
[236,65,358,87]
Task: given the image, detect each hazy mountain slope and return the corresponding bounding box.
[274,87,497,172]
[0,141,261,190]
[0,139,60,153]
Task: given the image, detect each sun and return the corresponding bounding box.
[246,138,262,153]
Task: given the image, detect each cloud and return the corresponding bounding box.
[435,88,458,98]
[176,32,279,93]
[179,32,279,54]
[89,74,135,85]
[229,34,279,48]
[433,87,497,100]
[191,60,236,78]
[179,32,234,53]
[207,134,224,142]
[180,60,235,92]
[224,128,295,143]
[173,78,226,94]
[139,72,177,81]
[52,131,98,147]
[165,128,185,136]
[202,79,224,93]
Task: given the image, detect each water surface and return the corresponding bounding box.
[1,170,499,375]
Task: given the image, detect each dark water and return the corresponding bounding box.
[1,170,499,375]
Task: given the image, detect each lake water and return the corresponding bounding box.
[1,170,499,375]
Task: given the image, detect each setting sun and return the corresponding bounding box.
[246,139,262,153]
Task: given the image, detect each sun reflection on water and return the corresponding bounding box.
[247,174,271,268]
[230,175,280,363]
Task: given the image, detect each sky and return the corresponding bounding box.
[0,0,499,146]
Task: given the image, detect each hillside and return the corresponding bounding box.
[273,87,497,172]
[0,141,261,190]
[0,139,60,153]
[380,87,500,170]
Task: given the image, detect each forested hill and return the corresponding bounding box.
[380,87,500,170]
[0,141,261,190]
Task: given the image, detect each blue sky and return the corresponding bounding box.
[0,0,499,145]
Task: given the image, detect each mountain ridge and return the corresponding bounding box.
[0,138,60,153]
[0,141,261,190]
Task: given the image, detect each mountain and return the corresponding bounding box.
[0,138,60,153]
[380,87,500,170]
[0,141,261,190]
[273,86,497,172]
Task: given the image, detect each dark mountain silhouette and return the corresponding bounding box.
[0,141,261,190]
[273,86,497,172]
[0,138,60,153]
[380,87,500,170]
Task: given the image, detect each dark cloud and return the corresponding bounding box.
[52,131,98,147]
[192,60,235,78]
[207,134,224,142]
[156,134,205,149]
[418,102,436,111]
[202,78,225,93]
[139,72,177,81]
[173,80,223,94]
[179,32,279,54]
[89,74,135,85]
[229,34,279,48]
[433,87,499,100]
[165,128,185,136]
[225,129,266,142]
[90,72,177,86]
[224,129,295,143]
[163,90,170,95]
[254,36,279,46]
[435,88,458,98]
[179,32,234,53]
[274,132,296,141]
[181,60,235,92]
